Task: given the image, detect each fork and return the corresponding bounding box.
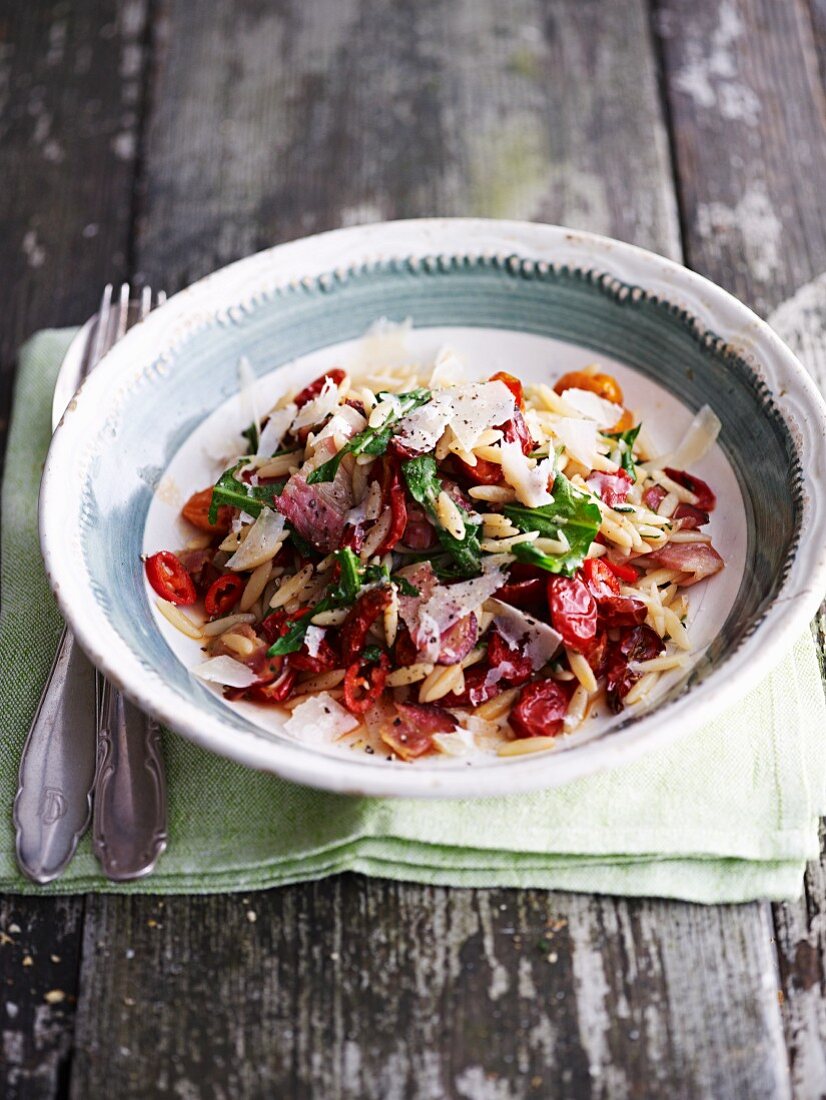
[14,284,169,883]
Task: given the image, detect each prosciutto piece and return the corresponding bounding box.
[274,439,354,553]
[648,541,724,586]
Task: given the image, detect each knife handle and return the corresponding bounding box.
[13,626,98,883]
[92,679,167,881]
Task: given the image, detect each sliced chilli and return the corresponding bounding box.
[145,551,197,606]
[204,574,244,618]
[343,653,389,715]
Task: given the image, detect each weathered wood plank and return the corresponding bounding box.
[0,4,149,1098]
[655,1,826,1095]
[66,1,793,1098]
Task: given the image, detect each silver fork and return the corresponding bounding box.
[15,283,168,883]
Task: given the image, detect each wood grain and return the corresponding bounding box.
[63,2,789,1098]
[0,3,150,1097]
[656,1,826,1096]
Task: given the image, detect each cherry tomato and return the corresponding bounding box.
[290,633,338,674]
[554,369,624,405]
[204,573,244,618]
[293,368,347,409]
[487,631,533,686]
[603,558,639,584]
[340,587,393,664]
[181,488,233,535]
[489,371,524,408]
[581,559,621,600]
[610,408,636,433]
[343,653,389,714]
[663,467,716,511]
[597,595,648,628]
[493,573,546,611]
[547,576,597,650]
[605,624,664,712]
[583,629,609,676]
[510,679,573,739]
[145,551,197,606]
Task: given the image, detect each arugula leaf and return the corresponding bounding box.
[362,644,383,664]
[241,422,259,454]
[605,423,642,481]
[208,462,286,523]
[393,575,420,598]
[401,455,482,578]
[503,472,601,576]
[267,548,384,657]
[307,389,431,484]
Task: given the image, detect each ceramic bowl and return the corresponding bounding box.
[39,219,826,797]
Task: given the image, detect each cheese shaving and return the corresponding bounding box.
[193,656,257,689]
[225,508,286,571]
[291,378,342,431]
[499,440,555,508]
[256,404,296,457]
[486,598,562,671]
[562,387,623,428]
[283,692,359,744]
[548,416,599,468]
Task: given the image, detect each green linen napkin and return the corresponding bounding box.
[1,330,824,903]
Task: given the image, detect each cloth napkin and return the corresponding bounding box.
[1,330,824,903]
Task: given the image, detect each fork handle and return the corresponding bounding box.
[13,626,97,883]
[92,680,168,881]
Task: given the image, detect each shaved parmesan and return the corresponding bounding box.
[414,559,509,658]
[562,387,623,428]
[500,440,555,508]
[312,405,367,448]
[447,381,515,452]
[291,378,342,431]
[283,692,359,744]
[394,397,453,454]
[487,598,562,671]
[256,404,297,457]
[193,656,257,689]
[548,416,599,469]
[225,508,286,571]
[429,346,466,388]
[304,625,327,659]
[643,404,721,471]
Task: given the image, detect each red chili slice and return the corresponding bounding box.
[603,558,639,584]
[204,573,244,618]
[343,654,389,715]
[145,551,197,606]
[581,559,621,601]
[293,368,347,409]
[489,370,524,408]
[547,576,597,650]
[510,679,574,739]
[663,467,716,511]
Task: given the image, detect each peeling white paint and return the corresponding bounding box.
[696,181,782,283]
[674,0,760,125]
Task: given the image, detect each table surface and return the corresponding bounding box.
[3,2,826,1097]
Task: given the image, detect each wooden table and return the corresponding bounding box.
[2,3,826,1097]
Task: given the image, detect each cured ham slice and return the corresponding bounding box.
[274,439,354,552]
[648,541,724,586]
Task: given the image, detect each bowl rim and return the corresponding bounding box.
[39,217,826,798]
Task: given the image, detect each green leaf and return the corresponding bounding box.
[241,422,259,454]
[401,455,482,579]
[393,575,420,598]
[208,462,286,523]
[605,423,641,481]
[266,548,387,657]
[307,389,431,484]
[362,644,383,664]
[503,472,601,576]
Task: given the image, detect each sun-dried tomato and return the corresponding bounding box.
[343,653,389,714]
[377,458,408,555]
[293,368,347,409]
[510,679,574,739]
[487,631,533,686]
[605,624,665,712]
[489,370,524,408]
[494,562,548,612]
[454,454,503,485]
[663,467,716,511]
[547,575,597,650]
[340,587,393,665]
[393,624,419,668]
[597,596,648,629]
